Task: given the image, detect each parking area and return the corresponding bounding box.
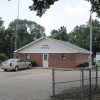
[0,68,52,100]
[0,67,99,100]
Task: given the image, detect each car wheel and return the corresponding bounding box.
[15,66,19,71]
[28,64,32,69]
[4,69,7,72]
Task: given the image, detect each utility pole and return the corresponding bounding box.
[89,9,92,68]
[14,0,20,58]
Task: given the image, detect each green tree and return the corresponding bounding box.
[29,0,59,17]
[0,27,5,54]
[3,28,14,58]
[69,19,100,56]
[0,27,14,58]
[31,24,45,39]
[69,25,90,50]
[0,18,6,55]
[9,19,45,48]
[8,0,100,17]
[49,26,69,41]
[0,18,45,58]
[0,17,4,27]
[30,0,100,17]
[92,19,100,56]
[86,0,100,17]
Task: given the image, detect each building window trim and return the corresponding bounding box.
[62,53,66,60]
[26,53,30,60]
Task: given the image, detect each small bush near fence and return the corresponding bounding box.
[77,61,96,68]
[77,62,89,68]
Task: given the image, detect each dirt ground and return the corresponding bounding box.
[0,68,52,100]
[49,85,100,100]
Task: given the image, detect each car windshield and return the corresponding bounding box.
[5,59,17,63]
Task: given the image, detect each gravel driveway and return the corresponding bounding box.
[0,67,99,100]
[0,68,52,100]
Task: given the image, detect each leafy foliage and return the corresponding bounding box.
[69,25,90,50]
[29,0,59,17]
[77,61,95,68]
[8,19,45,48]
[8,0,100,17]
[0,27,6,54]
[49,20,100,57]
[0,54,7,61]
[86,0,100,17]
[0,17,4,27]
[69,19,100,56]
[30,0,100,17]
[49,26,69,41]
[77,62,89,67]
[0,18,45,58]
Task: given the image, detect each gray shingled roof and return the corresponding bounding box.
[53,39,90,53]
[15,37,90,54]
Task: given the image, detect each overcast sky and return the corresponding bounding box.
[0,0,99,35]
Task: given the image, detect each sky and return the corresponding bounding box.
[0,0,99,36]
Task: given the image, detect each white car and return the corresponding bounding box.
[1,58,32,71]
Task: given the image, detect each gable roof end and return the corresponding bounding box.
[14,37,45,53]
[14,37,90,54]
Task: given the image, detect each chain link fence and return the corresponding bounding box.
[51,66,100,100]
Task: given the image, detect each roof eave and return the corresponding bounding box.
[14,37,46,53]
[76,51,92,54]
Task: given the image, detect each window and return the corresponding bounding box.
[26,53,30,60]
[44,54,48,60]
[62,53,66,60]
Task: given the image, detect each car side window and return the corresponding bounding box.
[20,59,25,62]
[17,59,26,62]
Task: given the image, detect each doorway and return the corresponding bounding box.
[43,53,48,68]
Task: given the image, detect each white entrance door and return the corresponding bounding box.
[43,53,48,68]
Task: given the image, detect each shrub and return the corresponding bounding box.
[77,61,96,68]
[0,54,7,62]
[31,61,37,67]
[77,62,89,68]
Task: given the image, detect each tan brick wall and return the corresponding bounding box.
[18,53,43,67]
[18,53,89,68]
[76,53,89,66]
[30,53,43,67]
[49,53,76,68]
[17,53,26,60]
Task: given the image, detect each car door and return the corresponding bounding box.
[22,60,28,68]
[17,59,25,69]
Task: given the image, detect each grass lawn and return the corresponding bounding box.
[96,61,100,70]
[96,62,100,66]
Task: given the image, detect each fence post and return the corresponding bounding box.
[80,67,84,100]
[95,65,98,89]
[89,69,92,100]
[52,68,55,97]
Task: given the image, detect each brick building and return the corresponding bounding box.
[15,37,90,68]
